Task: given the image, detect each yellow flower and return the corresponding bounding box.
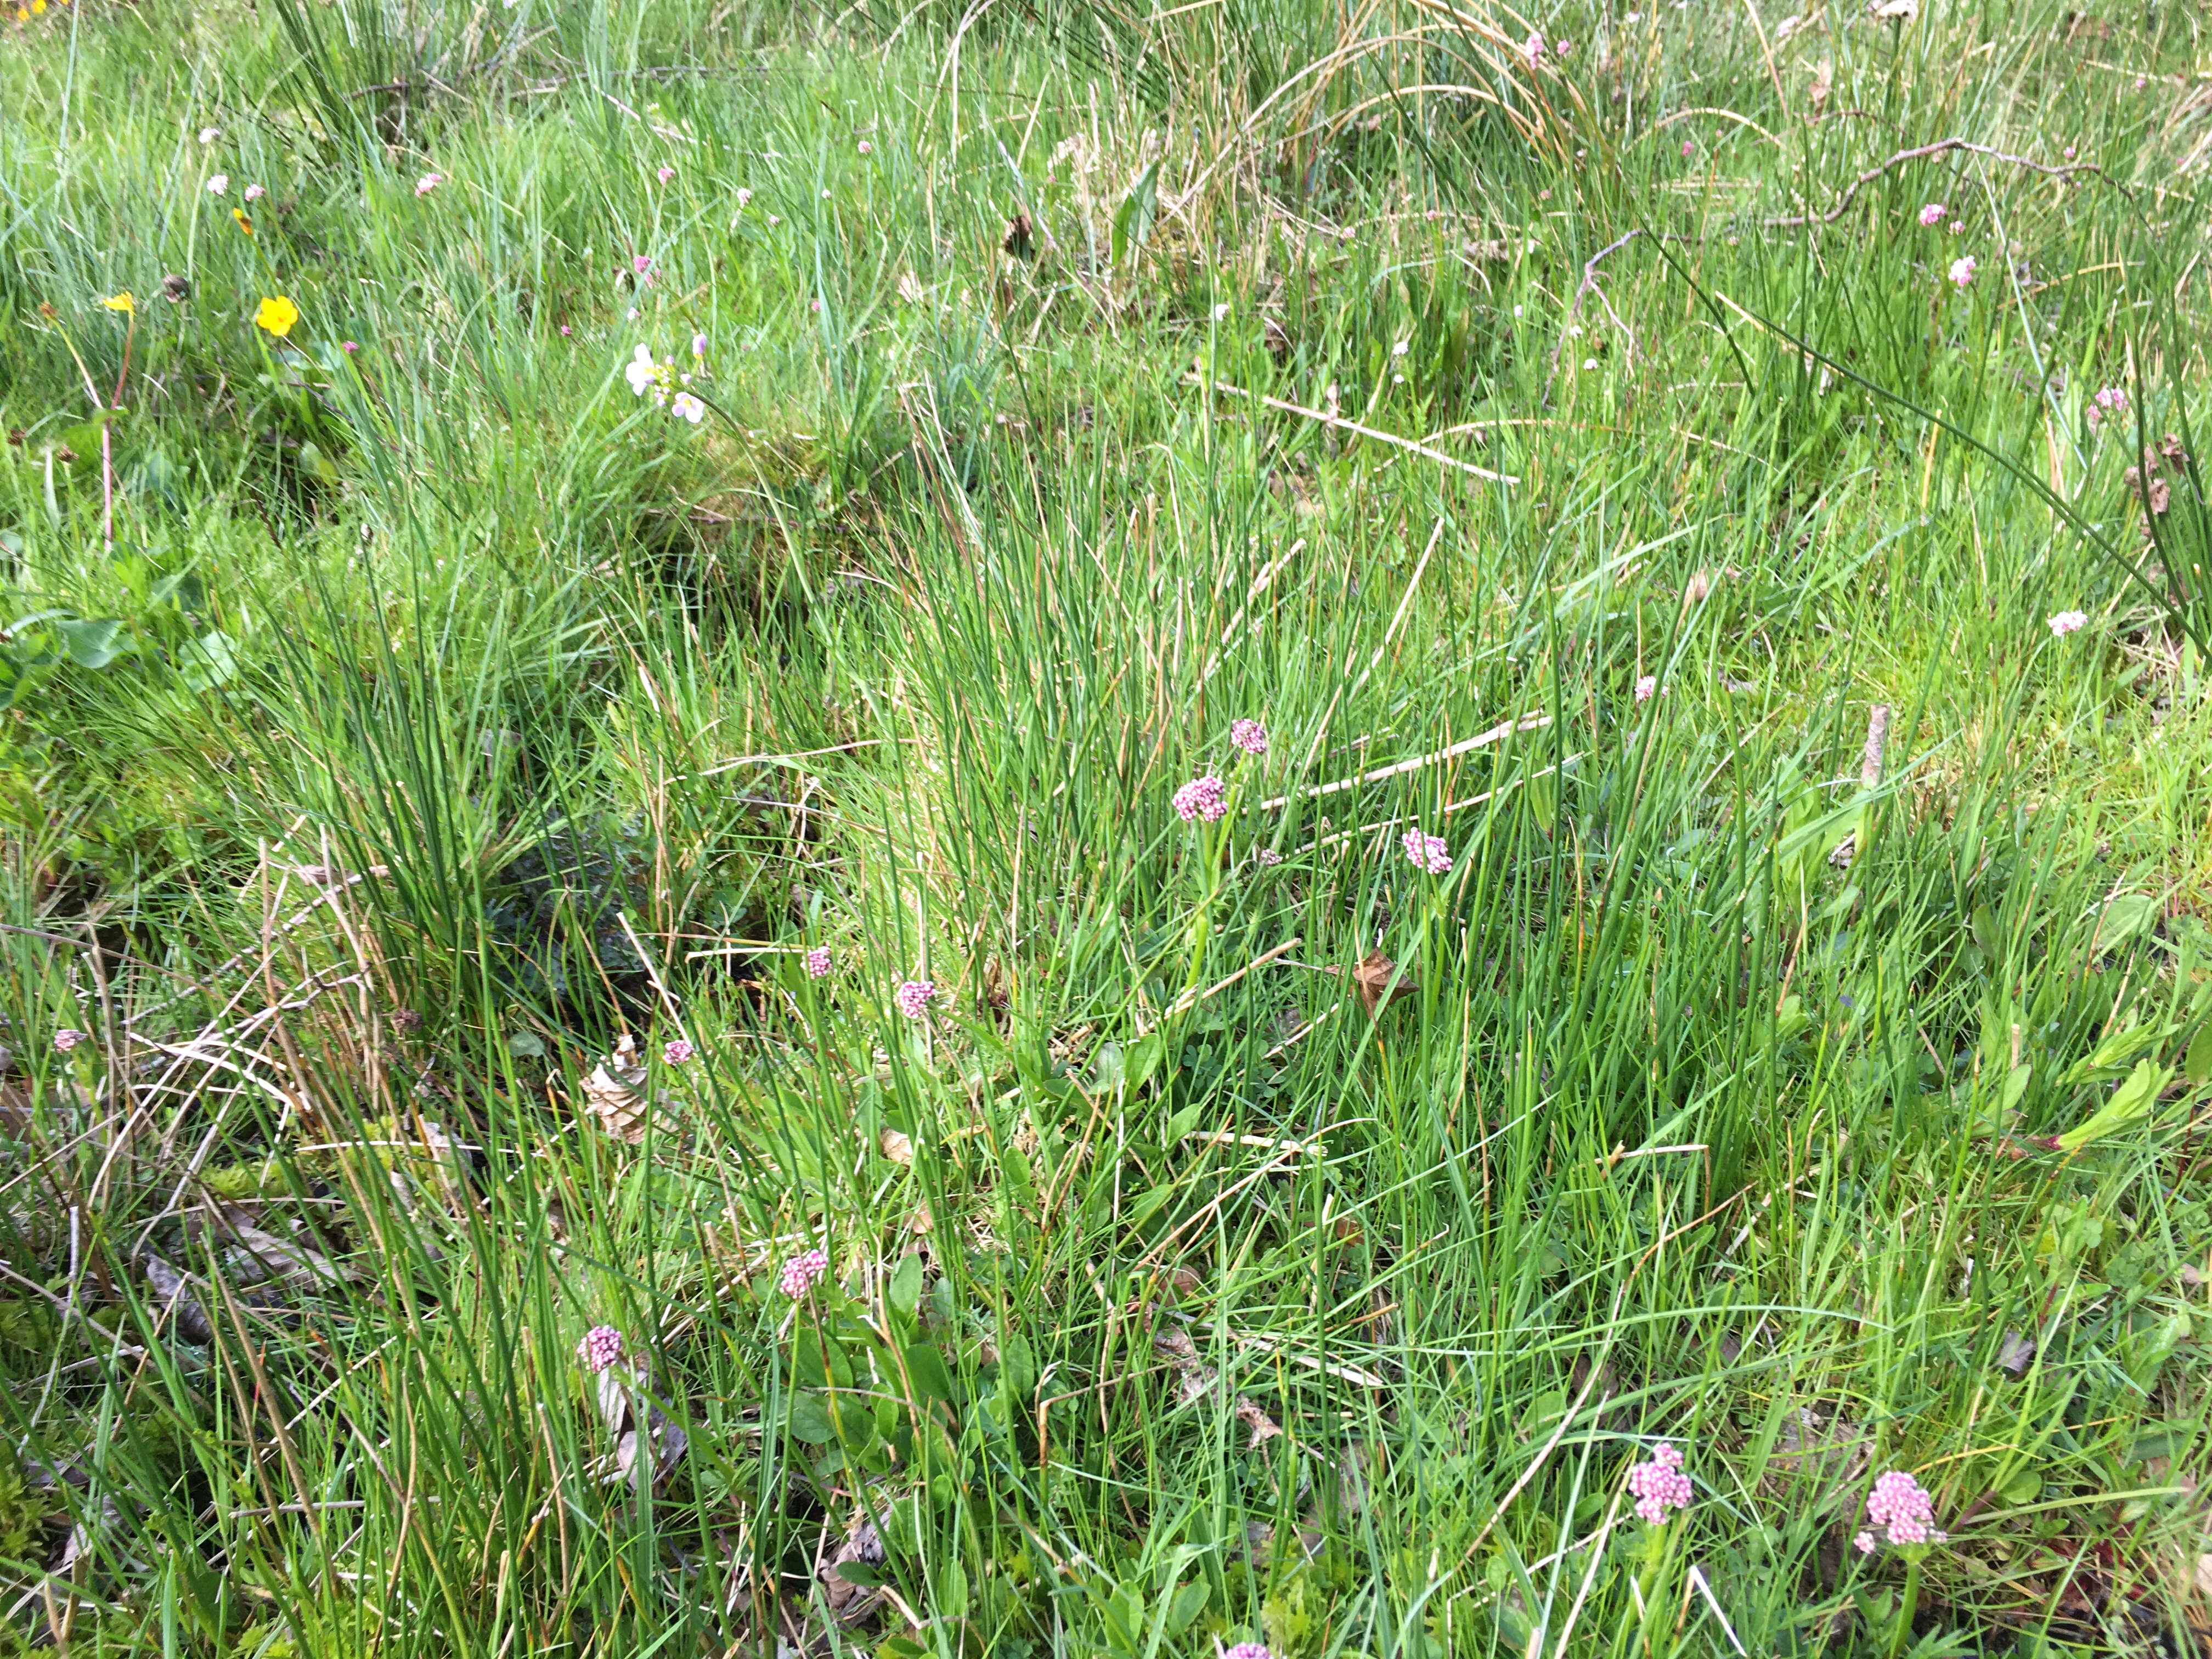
[31,2,45,15]
[102,291,136,316]
[255,295,300,339]
[232,207,255,236]
[13,9,27,21]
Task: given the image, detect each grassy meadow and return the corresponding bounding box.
[7,0,2212,1650]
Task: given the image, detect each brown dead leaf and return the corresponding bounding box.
[821,1516,888,1624]
[878,1126,914,1165]
[1809,57,1833,112]
[1351,949,1419,1016]
[1263,317,1291,359]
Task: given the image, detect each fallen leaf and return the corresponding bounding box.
[1997,1330,2035,1374]
[878,1126,914,1165]
[821,1516,888,1623]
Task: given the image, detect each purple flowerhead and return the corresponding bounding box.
[1917,202,1945,227]
[577,1324,625,1373]
[1255,848,1283,866]
[780,1247,830,1297]
[632,255,657,286]
[1402,828,1452,874]
[1948,255,1977,289]
[1523,30,1545,59]
[894,979,935,1020]
[657,166,676,184]
[1626,1442,1692,1523]
[1224,1646,1274,1659]
[662,1039,695,1065]
[2089,385,2127,428]
[804,945,833,979]
[691,331,708,360]
[1634,674,1658,702]
[2047,609,2087,636]
[1229,719,1268,755]
[1681,139,1694,157]
[341,340,360,354]
[1172,775,1229,822]
[53,1028,88,1053]
[1862,1470,1945,1548]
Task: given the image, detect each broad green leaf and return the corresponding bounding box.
[787,1392,834,1444]
[57,618,128,669]
[888,1254,924,1325]
[2186,1023,2212,1086]
[2056,1058,2172,1152]
[2001,1062,2032,1114]
[903,1342,955,1405]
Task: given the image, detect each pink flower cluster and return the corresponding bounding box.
[1634,674,1658,703]
[1523,30,1545,59]
[2089,385,2128,427]
[1626,1443,1692,1523]
[1948,256,1977,289]
[1854,1470,1945,1554]
[804,945,833,978]
[1173,775,1229,822]
[780,1246,830,1297]
[53,1029,88,1053]
[662,1039,695,1065]
[1402,828,1452,874]
[1917,202,1945,227]
[894,979,935,1019]
[1224,1646,1274,1659]
[2048,609,2088,636]
[577,1324,625,1373]
[1230,719,1268,755]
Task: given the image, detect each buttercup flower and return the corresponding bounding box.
[2048,610,2087,636]
[415,173,443,196]
[1172,775,1229,822]
[206,174,228,195]
[232,208,254,235]
[780,1247,830,1296]
[101,292,135,317]
[894,980,936,1020]
[1402,828,1452,874]
[1861,1470,1946,1549]
[255,295,300,338]
[53,1029,88,1053]
[1230,719,1268,755]
[576,1324,625,1373]
[669,391,706,424]
[1948,256,1977,288]
[662,1039,695,1065]
[1917,202,1945,227]
[1626,1443,1693,1523]
[804,945,833,979]
[243,183,266,201]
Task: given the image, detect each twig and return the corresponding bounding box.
[1765,138,2130,228]
[1192,376,1519,484]
[1260,714,1550,811]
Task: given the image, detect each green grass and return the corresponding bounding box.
[5,0,2212,1652]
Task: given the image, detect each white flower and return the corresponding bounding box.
[198,126,221,144]
[2048,610,2088,636]
[625,343,659,397]
[670,391,706,423]
[206,174,228,195]
[1212,302,1232,321]
[1392,338,1410,357]
[857,139,873,154]
[415,173,443,196]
